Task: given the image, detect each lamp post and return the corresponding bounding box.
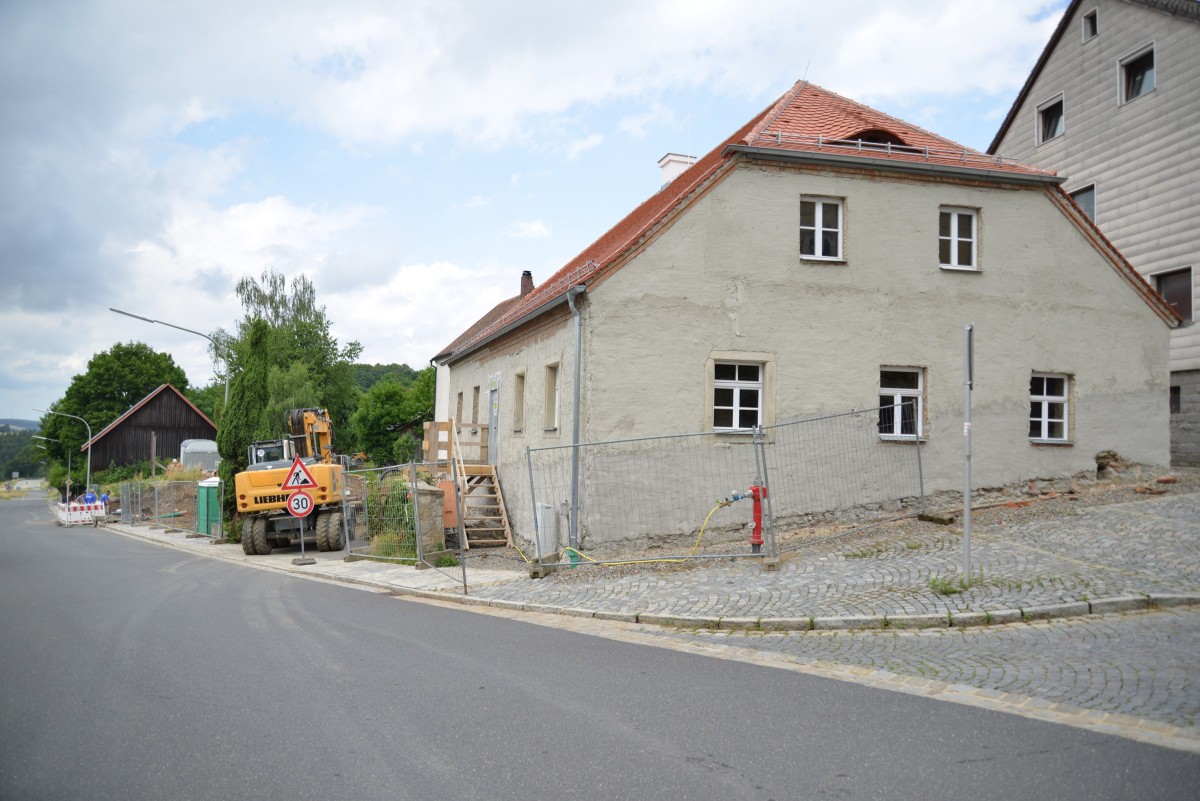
[109,308,229,408]
[32,436,70,499]
[34,410,90,497]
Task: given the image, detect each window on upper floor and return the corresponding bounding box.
[1082,9,1098,41]
[713,362,761,431]
[544,363,559,431]
[799,197,843,260]
[1121,45,1155,103]
[1030,373,1071,443]
[1069,185,1096,221]
[878,368,924,439]
[939,207,977,270]
[1037,96,1065,144]
[1154,267,1193,323]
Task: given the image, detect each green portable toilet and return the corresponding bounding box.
[197,477,221,538]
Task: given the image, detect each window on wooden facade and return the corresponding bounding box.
[878,368,924,439]
[939,208,977,270]
[1121,46,1155,103]
[1069,185,1096,221]
[1030,373,1070,442]
[1037,96,1065,144]
[1154,267,1193,323]
[800,197,843,260]
[713,363,761,430]
[1082,9,1098,42]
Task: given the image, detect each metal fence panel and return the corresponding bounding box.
[342,462,457,567]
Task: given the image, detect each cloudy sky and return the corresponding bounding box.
[0,0,1066,420]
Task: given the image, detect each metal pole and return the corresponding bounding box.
[963,324,974,578]
[565,286,586,553]
[35,409,90,498]
[912,400,926,516]
[452,457,469,594]
[109,308,230,408]
[410,461,423,564]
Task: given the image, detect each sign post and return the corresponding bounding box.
[284,457,319,565]
[963,323,974,581]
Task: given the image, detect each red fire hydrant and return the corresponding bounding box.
[749,483,767,554]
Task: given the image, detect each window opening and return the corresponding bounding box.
[800,198,843,260]
[1155,268,1193,322]
[1030,374,1069,441]
[939,208,977,269]
[713,362,762,430]
[1123,48,1155,102]
[1038,98,1065,143]
[1070,185,1096,221]
[878,368,923,438]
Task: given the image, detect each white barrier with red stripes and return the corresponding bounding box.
[58,502,106,525]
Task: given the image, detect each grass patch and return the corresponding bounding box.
[930,575,970,595]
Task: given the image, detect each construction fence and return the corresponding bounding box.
[341,461,465,575]
[523,403,925,568]
[117,480,216,536]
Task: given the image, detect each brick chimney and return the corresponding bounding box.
[520,270,533,297]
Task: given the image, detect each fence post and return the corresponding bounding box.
[754,426,780,566]
[411,461,423,564]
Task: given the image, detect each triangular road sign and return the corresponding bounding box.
[281,456,318,490]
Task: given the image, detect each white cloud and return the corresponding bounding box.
[505,220,551,239]
[565,133,604,160]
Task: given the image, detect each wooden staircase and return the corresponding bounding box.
[429,418,512,549]
[457,464,512,548]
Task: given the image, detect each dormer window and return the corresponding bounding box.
[846,128,907,147]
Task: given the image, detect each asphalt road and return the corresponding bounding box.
[2,497,1197,801]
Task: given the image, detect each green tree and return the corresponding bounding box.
[221,269,363,429]
[216,319,274,520]
[351,366,435,465]
[39,342,188,488]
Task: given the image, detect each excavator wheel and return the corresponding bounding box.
[325,510,345,551]
[248,517,272,555]
[315,511,331,552]
[241,519,255,555]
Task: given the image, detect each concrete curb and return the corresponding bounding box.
[98,521,1200,633]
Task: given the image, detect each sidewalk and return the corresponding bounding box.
[99,490,1200,631]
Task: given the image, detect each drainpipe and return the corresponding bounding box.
[566,285,587,552]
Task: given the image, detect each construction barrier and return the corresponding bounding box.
[57,502,106,526]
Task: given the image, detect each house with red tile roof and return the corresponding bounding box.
[434,80,1176,549]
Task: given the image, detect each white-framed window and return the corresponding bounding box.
[1069,184,1096,221]
[1037,95,1065,144]
[939,207,977,270]
[1082,8,1098,42]
[1030,373,1070,442]
[513,371,526,432]
[878,367,923,439]
[544,363,559,431]
[799,197,843,260]
[1153,266,1193,323]
[1120,44,1155,104]
[713,362,761,430]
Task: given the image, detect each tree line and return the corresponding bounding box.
[36,269,435,499]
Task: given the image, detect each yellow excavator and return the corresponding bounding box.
[234,408,349,555]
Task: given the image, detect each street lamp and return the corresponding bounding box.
[109,308,230,408]
[34,409,91,498]
[32,436,70,499]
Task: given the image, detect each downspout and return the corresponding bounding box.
[566,285,587,552]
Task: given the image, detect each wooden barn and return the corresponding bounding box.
[82,384,217,470]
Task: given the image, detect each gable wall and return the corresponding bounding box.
[581,159,1170,494]
[992,0,1200,372]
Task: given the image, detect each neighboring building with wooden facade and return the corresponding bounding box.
[82,384,217,470]
[988,0,1200,465]
[434,80,1176,549]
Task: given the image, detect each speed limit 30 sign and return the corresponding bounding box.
[286,490,314,518]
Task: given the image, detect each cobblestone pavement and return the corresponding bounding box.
[638,608,1200,733]
[462,492,1200,627]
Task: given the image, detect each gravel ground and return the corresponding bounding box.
[460,463,1200,585]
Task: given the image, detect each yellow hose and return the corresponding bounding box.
[555,500,732,567]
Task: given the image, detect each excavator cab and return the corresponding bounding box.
[246,439,296,471]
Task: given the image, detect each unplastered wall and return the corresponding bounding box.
[582,159,1170,498]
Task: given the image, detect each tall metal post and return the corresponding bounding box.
[963,324,974,578]
[35,409,91,497]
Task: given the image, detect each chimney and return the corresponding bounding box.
[520,270,533,297]
[657,152,697,189]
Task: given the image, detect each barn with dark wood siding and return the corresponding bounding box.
[82,384,217,469]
